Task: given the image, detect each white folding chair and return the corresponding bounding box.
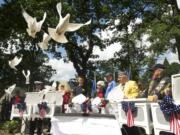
[118,98,153,135]
[32,91,63,118]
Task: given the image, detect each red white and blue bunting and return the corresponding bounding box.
[159,96,180,135]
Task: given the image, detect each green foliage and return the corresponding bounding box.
[0,0,180,86]
[1,120,20,133]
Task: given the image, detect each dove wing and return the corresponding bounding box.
[66,19,91,32]
[48,27,68,43]
[43,33,51,43]
[8,84,16,95]
[37,12,47,32]
[56,2,62,19]
[27,70,31,76]
[22,70,26,77]
[11,56,22,67]
[22,10,34,24]
[52,81,57,88]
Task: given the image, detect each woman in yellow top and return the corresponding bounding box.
[117,71,139,99]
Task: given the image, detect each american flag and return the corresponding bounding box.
[170,113,180,135]
[39,108,46,119]
[19,110,24,118]
[127,107,134,127]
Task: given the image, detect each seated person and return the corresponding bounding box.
[11,90,24,104]
[73,75,90,97]
[73,76,91,113]
[116,71,139,99]
[96,81,106,107]
[96,81,105,97]
[147,64,171,102]
[104,72,116,99]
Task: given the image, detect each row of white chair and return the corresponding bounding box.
[116,98,178,135]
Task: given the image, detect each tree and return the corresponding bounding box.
[0,0,55,91]
[132,0,180,61]
[0,0,128,80]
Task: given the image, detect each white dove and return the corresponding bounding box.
[40,85,51,95]
[51,81,57,91]
[38,32,51,50]
[5,84,16,95]
[22,70,30,84]
[48,2,91,43]
[22,10,47,38]
[9,55,23,70]
[177,0,180,9]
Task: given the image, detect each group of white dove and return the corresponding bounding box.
[22,2,91,50]
[6,2,91,97]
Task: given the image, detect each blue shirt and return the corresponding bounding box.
[105,80,116,99]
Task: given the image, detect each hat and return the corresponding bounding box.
[97,81,105,87]
[105,72,113,77]
[118,71,127,76]
[150,64,165,71]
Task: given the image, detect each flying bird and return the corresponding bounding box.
[38,32,51,50]
[43,85,51,94]
[51,81,57,91]
[22,70,31,84]
[48,2,91,43]
[22,10,47,38]
[4,84,16,95]
[9,55,23,70]
[40,83,56,95]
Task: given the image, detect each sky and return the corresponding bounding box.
[0,0,3,4]
[46,18,179,81]
[46,37,180,81]
[45,18,179,81]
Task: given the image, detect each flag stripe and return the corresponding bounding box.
[170,113,180,135]
[127,107,134,127]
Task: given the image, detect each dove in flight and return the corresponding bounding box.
[48,2,91,43]
[9,55,23,70]
[22,70,31,84]
[22,10,47,38]
[51,81,57,91]
[38,32,51,50]
[5,84,16,95]
[40,85,51,95]
[41,82,56,94]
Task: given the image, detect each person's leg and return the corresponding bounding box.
[36,119,43,135]
[29,120,36,135]
[48,118,51,130]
